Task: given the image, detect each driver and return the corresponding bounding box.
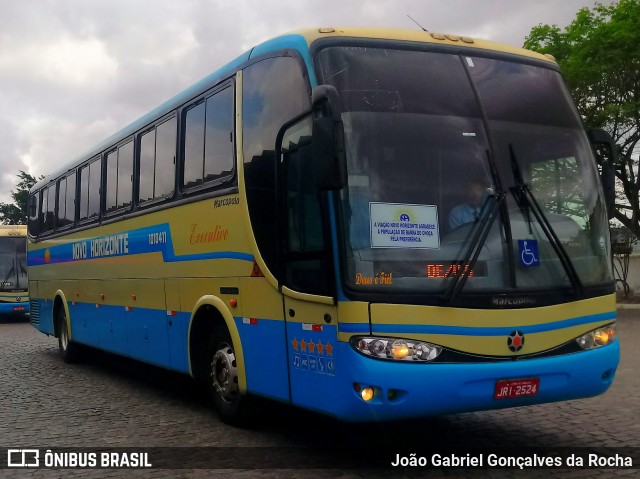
[448,180,490,229]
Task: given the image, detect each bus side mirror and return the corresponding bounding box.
[311,85,347,190]
[587,128,617,219]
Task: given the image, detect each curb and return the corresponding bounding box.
[616,303,640,310]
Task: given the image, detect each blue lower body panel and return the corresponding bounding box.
[236,317,289,402]
[298,340,619,422]
[31,299,190,374]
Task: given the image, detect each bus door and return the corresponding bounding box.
[280,115,340,410]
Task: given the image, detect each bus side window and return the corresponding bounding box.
[78,156,101,222]
[41,185,56,233]
[242,56,310,278]
[281,116,331,295]
[28,193,41,237]
[79,164,90,221]
[183,86,234,190]
[65,172,76,227]
[139,116,177,204]
[106,140,134,213]
[56,177,71,228]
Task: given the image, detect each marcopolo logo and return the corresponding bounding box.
[507,330,525,352]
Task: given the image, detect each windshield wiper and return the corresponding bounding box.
[444,150,507,304]
[508,144,583,295]
[16,248,26,290]
[1,260,15,291]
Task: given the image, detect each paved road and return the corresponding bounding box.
[0,312,638,478]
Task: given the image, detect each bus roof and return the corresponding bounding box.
[291,27,553,63]
[32,27,553,192]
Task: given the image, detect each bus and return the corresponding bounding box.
[27,27,619,424]
[0,225,29,317]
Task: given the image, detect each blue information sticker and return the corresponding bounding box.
[309,356,318,373]
[518,239,540,267]
[318,357,326,375]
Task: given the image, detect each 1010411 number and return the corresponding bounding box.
[149,231,167,245]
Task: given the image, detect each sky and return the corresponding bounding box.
[0,0,614,203]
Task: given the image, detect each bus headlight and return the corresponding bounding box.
[576,323,616,350]
[389,340,410,359]
[352,337,442,362]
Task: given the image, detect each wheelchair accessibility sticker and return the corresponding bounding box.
[518,239,540,267]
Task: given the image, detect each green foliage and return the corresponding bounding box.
[0,171,41,225]
[524,0,640,237]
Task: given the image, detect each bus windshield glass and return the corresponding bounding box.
[0,236,27,292]
[315,44,612,296]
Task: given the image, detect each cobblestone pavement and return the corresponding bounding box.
[0,311,638,479]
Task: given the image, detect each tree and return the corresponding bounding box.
[524,0,640,236]
[0,171,41,225]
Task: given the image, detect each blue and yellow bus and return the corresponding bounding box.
[28,28,618,424]
[0,225,29,317]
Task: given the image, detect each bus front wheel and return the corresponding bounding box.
[57,307,81,363]
[205,327,252,426]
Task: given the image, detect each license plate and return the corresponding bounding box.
[494,378,540,399]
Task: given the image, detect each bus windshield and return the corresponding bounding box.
[0,236,27,292]
[315,44,612,297]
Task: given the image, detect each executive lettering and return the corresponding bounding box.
[190,224,229,244]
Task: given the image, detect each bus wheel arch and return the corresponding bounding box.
[188,297,253,425]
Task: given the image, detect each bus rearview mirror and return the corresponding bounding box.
[587,128,617,219]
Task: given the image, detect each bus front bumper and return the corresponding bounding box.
[0,302,29,315]
[327,341,619,422]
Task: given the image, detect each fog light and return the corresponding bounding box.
[361,387,375,402]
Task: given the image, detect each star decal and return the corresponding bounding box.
[325,342,333,356]
[308,341,316,353]
[316,343,324,355]
[300,339,307,352]
[291,338,299,351]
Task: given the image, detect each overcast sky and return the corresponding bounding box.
[0,0,613,203]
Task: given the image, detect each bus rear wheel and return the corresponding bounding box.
[205,328,253,426]
[57,307,81,363]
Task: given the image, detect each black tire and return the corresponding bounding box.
[204,325,253,426]
[57,306,81,363]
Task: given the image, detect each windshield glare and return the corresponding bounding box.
[316,45,612,297]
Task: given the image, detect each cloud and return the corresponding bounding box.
[0,0,613,203]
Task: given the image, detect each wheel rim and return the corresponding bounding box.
[59,314,69,351]
[210,343,238,404]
